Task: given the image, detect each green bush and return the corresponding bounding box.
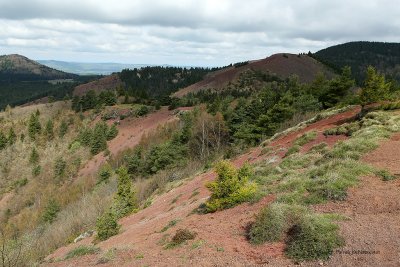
[285,214,344,261]
[137,105,149,116]
[249,204,343,261]
[29,147,39,164]
[249,203,307,244]
[375,169,396,181]
[42,199,60,223]
[59,119,68,138]
[293,131,317,146]
[307,142,328,154]
[54,157,66,178]
[32,165,41,176]
[97,164,112,184]
[285,145,300,157]
[205,161,257,212]
[165,228,196,248]
[106,124,119,140]
[65,245,99,260]
[96,211,120,241]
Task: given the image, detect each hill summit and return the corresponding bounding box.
[0,54,77,82]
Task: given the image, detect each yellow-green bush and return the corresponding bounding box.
[205,161,257,212]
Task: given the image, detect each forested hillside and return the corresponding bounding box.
[314,41,400,84]
[0,54,100,110]
[118,66,212,102]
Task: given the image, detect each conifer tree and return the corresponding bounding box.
[42,198,60,223]
[0,131,7,150]
[45,119,54,140]
[28,113,41,139]
[96,210,119,241]
[106,124,118,140]
[7,127,16,145]
[360,66,391,107]
[29,147,39,164]
[58,120,68,138]
[113,167,137,218]
[90,123,108,155]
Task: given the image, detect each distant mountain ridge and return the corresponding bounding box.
[314,41,400,84]
[0,54,77,81]
[38,60,154,75]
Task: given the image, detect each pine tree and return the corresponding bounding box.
[96,210,120,241]
[28,113,41,139]
[360,66,391,107]
[58,120,68,138]
[7,127,16,145]
[45,119,54,140]
[113,167,137,218]
[106,124,118,140]
[0,131,7,150]
[29,147,39,164]
[54,157,66,178]
[78,128,92,146]
[90,123,108,155]
[42,198,60,223]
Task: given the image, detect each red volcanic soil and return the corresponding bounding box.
[173,54,335,98]
[44,107,370,267]
[73,74,123,96]
[313,133,400,267]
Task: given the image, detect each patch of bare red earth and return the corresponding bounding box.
[311,133,400,267]
[45,107,370,267]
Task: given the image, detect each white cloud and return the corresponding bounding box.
[0,0,399,66]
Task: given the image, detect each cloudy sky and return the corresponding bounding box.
[0,0,399,66]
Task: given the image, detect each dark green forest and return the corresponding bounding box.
[118,66,213,102]
[314,41,400,84]
[0,76,99,110]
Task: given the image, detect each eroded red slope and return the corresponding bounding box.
[45,108,363,267]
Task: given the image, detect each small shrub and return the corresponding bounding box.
[323,128,337,136]
[205,161,257,212]
[307,142,328,154]
[29,147,39,164]
[12,178,28,189]
[97,248,117,264]
[285,214,344,261]
[248,203,307,244]
[69,141,81,152]
[42,199,61,223]
[64,245,99,260]
[285,145,300,157]
[96,211,120,241]
[97,164,112,185]
[166,228,196,248]
[375,169,396,181]
[293,131,317,146]
[54,157,66,178]
[107,124,119,140]
[137,105,149,116]
[160,219,180,232]
[32,165,41,176]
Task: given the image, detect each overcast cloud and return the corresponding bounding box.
[0,0,399,66]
